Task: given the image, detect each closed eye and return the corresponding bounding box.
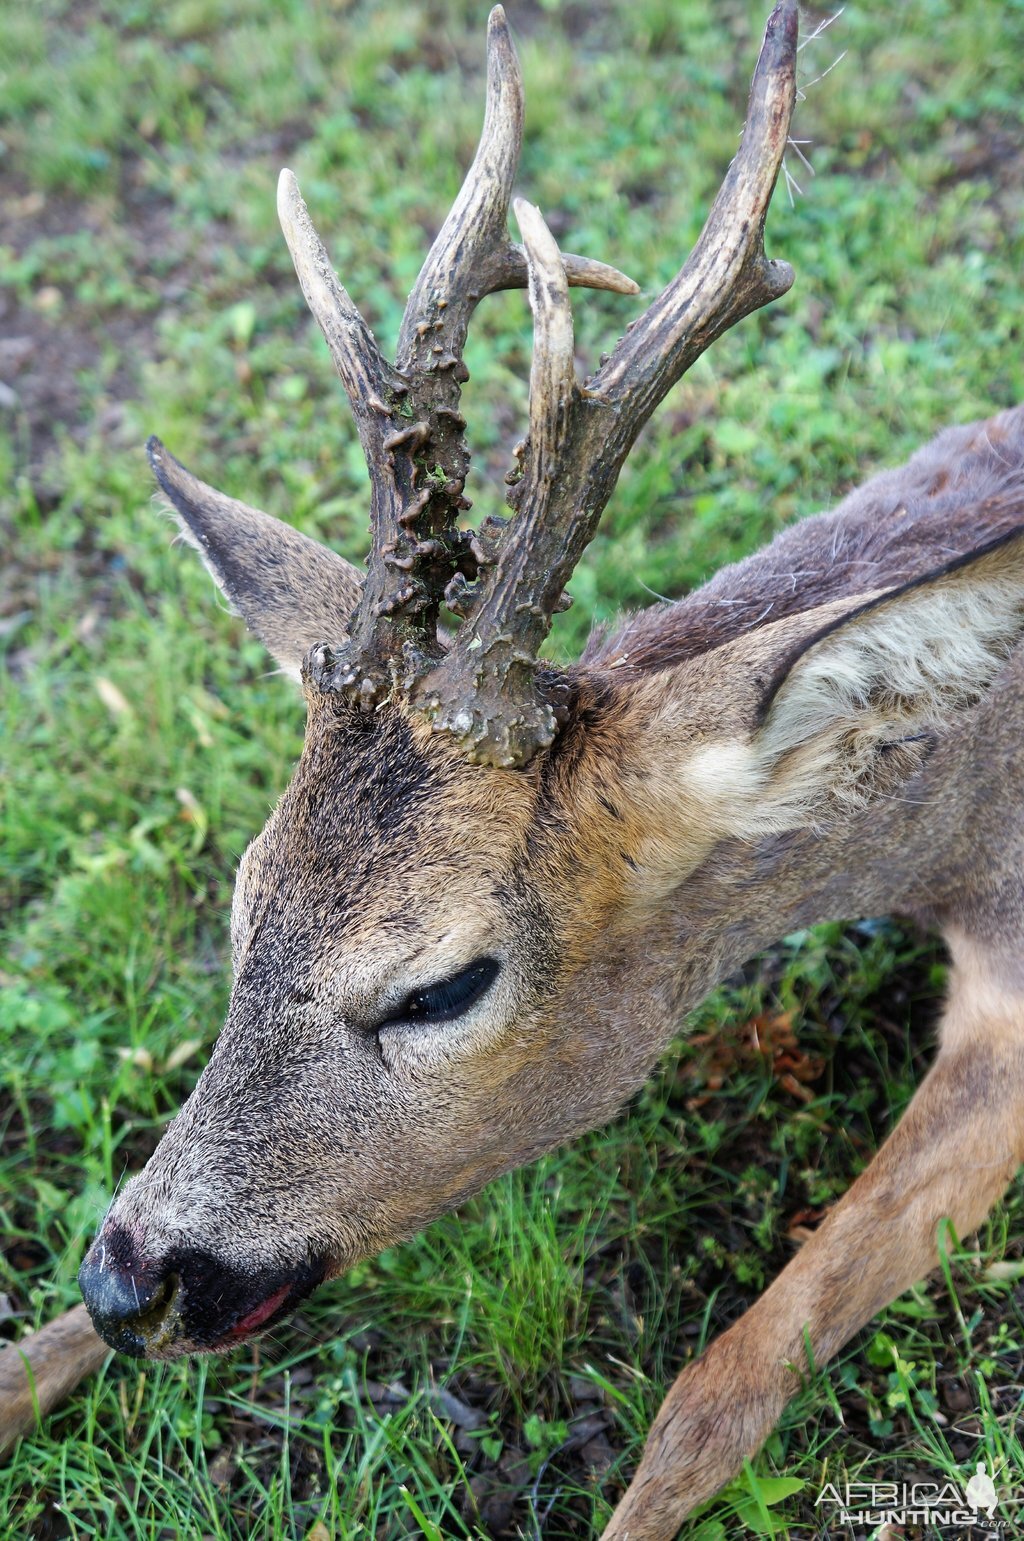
[383,957,501,1028]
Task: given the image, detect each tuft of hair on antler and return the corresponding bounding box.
[149,1,798,769]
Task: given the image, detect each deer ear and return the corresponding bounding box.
[148,437,362,681]
[744,526,1024,826]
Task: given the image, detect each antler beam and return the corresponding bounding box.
[424,0,799,766]
[423,198,586,763]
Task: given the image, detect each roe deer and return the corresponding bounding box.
[22,1,1020,1534]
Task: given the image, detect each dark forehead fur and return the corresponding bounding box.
[586,406,1024,672]
[275,693,458,875]
[232,697,559,1012]
[285,698,444,844]
[240,699,464,949]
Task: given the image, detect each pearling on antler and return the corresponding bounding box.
[150,1,797,768]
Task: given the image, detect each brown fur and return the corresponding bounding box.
[0,1307,107,1456]
[68,406,1024,1537]
[605,944,1024,1538]
[587,409,1024,670]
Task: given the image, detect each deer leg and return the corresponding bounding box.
[0,1304,109,1458]
[603,937,1024,1541]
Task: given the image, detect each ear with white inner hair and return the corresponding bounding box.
[740,525,1024,829]
[148,437,362,681]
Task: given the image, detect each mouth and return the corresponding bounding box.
[209,1276,311,1350]
[79,1226,329,1359]
[176,1253,328,1355]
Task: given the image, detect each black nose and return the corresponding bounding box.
[78,1222,181,1356]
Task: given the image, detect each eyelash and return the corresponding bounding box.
[383,957,501,1028]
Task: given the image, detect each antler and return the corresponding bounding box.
[424,0,799,764]
[289,4,639,709]
[150,1,797,768]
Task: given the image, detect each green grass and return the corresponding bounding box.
[3,0,1024,1535]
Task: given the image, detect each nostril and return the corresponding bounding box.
[136,1272,179,1333]
[78,1226,182,1356]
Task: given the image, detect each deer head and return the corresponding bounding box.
[75,0,798,1354]
[77,0,1024,1364]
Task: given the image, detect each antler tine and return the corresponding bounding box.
[589,0,798,421]
[397,7,639,370]
[495,246,641,298]
[489,202,579,622]
[277,168,404,463]
[279,165,438,680]
[396,4,524,376]
[515,199,578,496]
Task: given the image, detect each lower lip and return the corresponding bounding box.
[222,1282,294,1341]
